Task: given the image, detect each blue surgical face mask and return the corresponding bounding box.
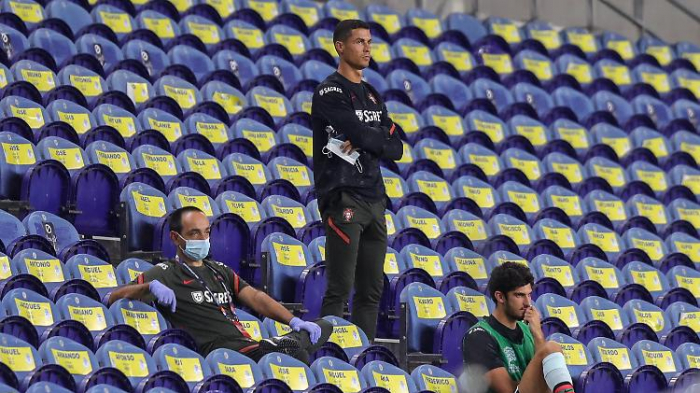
[177,233,210,261]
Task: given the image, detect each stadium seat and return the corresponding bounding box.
[65,255,118,303]
[258,352,317,392]
[2,287,59,338]
[109,298,168,345]
[631,339,679,384]
[119,182,170,251]
[36,136,88,174]
[260,232,311,302]
[205,347,263,390]
[115,258,153,286]
[0,332,44,390]
[360,360,418,392]
[311,356,367,393]
[46,100,96,136]
[38,336,99,387]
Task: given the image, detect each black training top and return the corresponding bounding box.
[133,259,251,350]
[462,315,525,371]
[311,71,403,212]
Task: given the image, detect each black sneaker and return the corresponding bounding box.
[259,335,302,357]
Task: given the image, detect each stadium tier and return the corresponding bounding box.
[0,0,698,392]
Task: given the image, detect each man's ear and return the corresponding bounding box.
[334,40,343,56]
[495,291,505,304]
[169,231,179,245]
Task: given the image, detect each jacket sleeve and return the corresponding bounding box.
[312,83,393,156]
[378,101,403,161]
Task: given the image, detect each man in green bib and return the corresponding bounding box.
[463,262,576,393]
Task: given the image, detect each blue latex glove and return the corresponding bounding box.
[289,317,321,344]
[149,280,177,312]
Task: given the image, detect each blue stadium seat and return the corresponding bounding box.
[666,301,700,337]
[433,42,475,76]
[366,5,403,35]
[176,148,225,187]
[93,104,140,141]
[386,101,425,138]
[445,285,493,319]
[392,38,434,71]
[246,86,294,125]
[109,298,168,345]
[639,37,675,66]
[123,39,170,80]
[46,100,96,136]
[179,15,223,46]
[256,54,303,95]
[0,332,44,390]
[222,152,271,194]
[631,94,673,128]
[258,352,317,392]
[536,293,587,336]
[243,0,281,22]
[311,356,367,393]
[584,190,628,230]
[115,258,153,285]
[580,296,629,336]
[23,210,109,261]
[591,91,634,126]
[500,148,544,183]
[470,77,514,112]
[153,343,238,392]
[91,5,134,41]
[200,80,247,118]
[308,29,337,61]
[231,118,278,155]
[443,247,489,291]
[541,185,586,227]
[414,138,460,178]
[667,265,700,303]
[95,339,159,390]
[184,113,232,148]
[626,194,669,234]
[555,55,594,86]
[216,190,263,227]
[360,360,418,393]
[85,141,135,178]
[631,339,679,383]
[514,50,556,82]
[624,299,669,339]
[119,182,170,251]
[267,156,313,196]
[57,65,106,104]
[28,28,76,68]
[497,180,542,221]
[632,63,672,95]
[264,24,310,59]
[386,69,432,105]
[278,123,313,161]
[562,27,600,55]
[56,292,115,337]
[396,205,444,241]
[76,34,124,74]
[260,232,311,302]
[154,75,202,111]
[552,87,595,124]
[486,16,523,44]
[585,156,628,194]
[38,336,99,387]
[135,10,180,44]
[0,131,39,199]
[488,213,534,252]
[2,287,59,338]
[524,20,561,50]
[578,223,624,263]
[602,31,638,61]
[0,95,48,130]
[64,254,117,303]
[442,209,489,250]
[410,364,458,393]
[36,136,88,174]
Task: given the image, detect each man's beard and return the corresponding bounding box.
[505,304,526,321]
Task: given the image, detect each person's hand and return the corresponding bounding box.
[524,305,543,337]
[341,140,356,154]
[149,280,177,312]
[289,317,322,344]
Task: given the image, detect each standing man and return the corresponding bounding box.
[311,19,403,340]
[109,206,333,363]
[462,262,576,393]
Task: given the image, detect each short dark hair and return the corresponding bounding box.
[333,19,370,44]
[487,262,535,301]
[169,206,205,234]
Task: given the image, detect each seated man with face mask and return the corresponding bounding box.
[109,206,333,362]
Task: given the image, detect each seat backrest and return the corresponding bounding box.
[470,78,514,109]
[154,75,202,111]
[200,81,247,116]
[540,185,585,220]
[588,337,637,376]
[109,298,168,339]
[442,209,490,244]
[488,214,534,248]
[36,136,88,173]
[632,64,671,94]
[360,360,418,392]
[486,16,523,44]
[231,118,278,154]
[532,219,579,253]
[531,254,579,290]
[386,101,425,136]
[205,348,263,390]
[433,42,475,74]
[452,175,499,211]
[267,156,314,192]
[261,232,311,301]
[429,74,473,111]
[258,352,317,392]
[580,296,628,333]
[261,194,310,229]
[168,45,214,82]
[212,50,258,86]
[577,223,623,260]
[549,118,592,152]
[498,180,542,215]
[366,4,404,34]
[179,15,223,45]
[422,105,467,140]
[552,87,594,119]
[627,161,669,194]
[0,332,42,381]
[508,115,551,148]
[307,236,326,264]
[621,260,669,297]
[12,247,67,287]
[443,247,489,287]
[167,186,220,218]
[623,299,671,336]
[400,244,447,280]
[245,86,293,123]
[277,124,313,159]
[391,38,434,68]
[76,34,123,72]
[234,308,268,341]
[115,258,154,285]
[399,282,449,352]
[500,148,544,182]
[0,208,26,249]
[311,356,367,393]
[513,50,555,81]
[91,5,135,38]
[96,339,157,388]
[601,31,638,60]
[39,336,98,382]
[381,167,408,203]
[675,342,700,371]
[386,69,432,103]
[225,19,264,50]
[0,95,48,130]
[46,99,96,136]
[535,293,587,330]
[584,189,629,224]
[631,340,681,378]
[135,10,180,43]
[666,265,700,301]
[93,103,141,139]
[322,315,371,361]
[623,227,668,263]
[2,288,58,332]
[29,28,76,66]
[137,108,186,143]
[152,343,212,386]
[626,194,669,228]
[56,292,115,333]
[459,143,504,178]
[542,152,584,185]
[410,364,459,392]
[256,55,302,92]
[184,112,232,148]
[562,27,599,53]
[665,301,700,333]
[591,90,634,125]
[407,170,454,206]
[630,127,671,160]
[264,24,310,56]
[215,191,263,226]
[64,254,118,295]
[575,258,625,295]
[85,141,135,176]
[396,205,445,240]
[176,148,226,183]
[631,95,672,127]
[590,125,632,159]
[119,182,170,251]
[58,64,106,99]
[445,285,494,318]
[132,144,181,181]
